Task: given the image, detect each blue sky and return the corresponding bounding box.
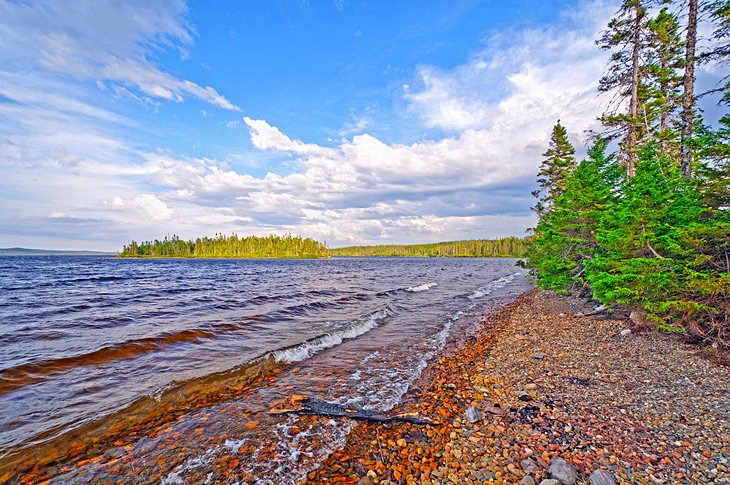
[0,0,724,250]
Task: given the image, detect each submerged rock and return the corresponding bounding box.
[550,457,577,484]
[465,406,484,423]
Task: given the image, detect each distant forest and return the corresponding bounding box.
[119,234,329,258]
[119,235,526,259]
[330,238,526,258]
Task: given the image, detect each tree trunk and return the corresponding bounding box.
[627,1,642,177]
[680,0,697,178]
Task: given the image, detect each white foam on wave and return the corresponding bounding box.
[272,309,388,363]
[405,282,437,292]
[468,272,522,300]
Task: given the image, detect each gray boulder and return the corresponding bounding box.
[550,457,577,485]
[589,469,616,485]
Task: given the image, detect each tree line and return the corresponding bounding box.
[525,0,728,348]
[330,238,526,257]
[119,234,329,259]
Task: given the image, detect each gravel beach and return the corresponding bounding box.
[306,289,730,485]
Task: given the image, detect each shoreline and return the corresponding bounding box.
[306,290,729,484]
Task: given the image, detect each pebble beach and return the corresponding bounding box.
[306,289,730,485]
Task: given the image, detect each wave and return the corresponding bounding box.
[467,272,522,300]
[272,309,388,362]
[0,328,221,396]
[405,282,437,292]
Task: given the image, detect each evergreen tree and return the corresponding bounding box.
[680,0,699,178]
[531,121,577,216]
[645,7,685,156]
[525,138,621,294]
[598,0,649,175]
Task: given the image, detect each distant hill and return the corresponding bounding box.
[0,247,117,256]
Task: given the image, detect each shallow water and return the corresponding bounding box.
[0,256,531,482]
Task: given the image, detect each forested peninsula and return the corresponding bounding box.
[524,0,729,349]
[330,237,526,257]
[118,234,329,258]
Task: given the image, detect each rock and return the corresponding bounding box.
[558,312,566,317]
[534,353,546,360]
[521,477,537,485]
[629,310,651,327]
[524,383,537,391]
[550,457,577,485]
[521,458,538,474]
[539,480,560,485]
[589,469,616,485]
[620,329,632,337]
[465,406,484,423]
[357,476,375,485]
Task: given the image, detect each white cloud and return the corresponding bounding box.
[109,194,174,222]
[243,118,338,158]
[0,0,238,111]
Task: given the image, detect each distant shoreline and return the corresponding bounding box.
[0,248,116,257]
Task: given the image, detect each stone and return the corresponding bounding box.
[465,406,484,423]
[521,477,537,485]
[550,457,577,485]
[589,469,616,485]
[524,383,537,391]
[539,480,560,485]
[629,309,651,326]
[620,329,632,337]
[521,458,538,474]
[534,353,546,360]
[357,477,375,485]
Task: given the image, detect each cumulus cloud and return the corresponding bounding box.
[244,118,338,158]
[109,194,174,222]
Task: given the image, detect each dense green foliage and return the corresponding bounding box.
[526,0,729,348]
[330,238,526,258]
[119,234,329,259]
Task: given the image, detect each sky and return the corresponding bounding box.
[0,0,724,250]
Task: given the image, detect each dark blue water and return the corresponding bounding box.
[0,256,530,482]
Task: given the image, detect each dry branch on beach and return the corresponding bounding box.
[270,394,435,425]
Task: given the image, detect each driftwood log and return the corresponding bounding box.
[270,395,434,425]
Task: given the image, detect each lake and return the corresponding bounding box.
[0,256,531,482]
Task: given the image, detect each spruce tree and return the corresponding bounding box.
[598,0,649,176]
[526,138,621,294]
[680,0,699,178]
[532,121,576,216]
[645,8,685,157]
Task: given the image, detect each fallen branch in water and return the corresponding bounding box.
[269,395,435,425]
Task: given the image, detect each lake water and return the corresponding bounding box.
[0,256,531,483]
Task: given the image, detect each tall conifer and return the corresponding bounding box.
[598,0,649,176]
[532,121,577,216]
